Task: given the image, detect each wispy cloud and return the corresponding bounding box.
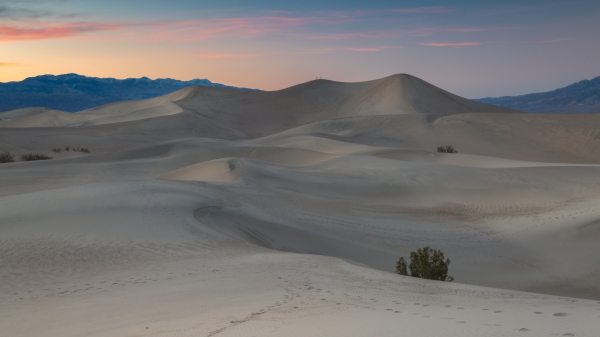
[196,53,267,59]
[390,7,452,14]
[445,26,519,33]
[318,47,378,52]
[525,38,569,44]
[0,3,79,21]
[471,3,560,17]
[320,7,452,18]
[0,7,486,44]
[0,61,19,66]
[298,27,436,41]
[195,45,403,59]
[421,42,481,47]
[0,22,125,41]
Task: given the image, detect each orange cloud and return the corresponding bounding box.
[0,62,20,66]
[421,42,480,47]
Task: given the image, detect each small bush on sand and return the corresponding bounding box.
[52,148,62,153]
[396,246,454,282]
[0,152,15,163]
[72,147,90,153]
[437,145,457,153]
[20,153,52,161]
[63,146,90,153]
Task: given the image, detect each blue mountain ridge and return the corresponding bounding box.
[0,73,260,113]
[474,75,600,113]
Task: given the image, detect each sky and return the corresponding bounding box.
[0,0,599,98]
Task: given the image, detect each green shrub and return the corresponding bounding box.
[396,246,454,282]
[0,152,15,163]
[437,145,457,153]
[20,153,52,161]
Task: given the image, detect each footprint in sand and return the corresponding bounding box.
[553,313,568,317]
[519,328,531,331]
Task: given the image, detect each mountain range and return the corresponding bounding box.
[0,73,258,113]
[2,73,599,114]
[475,75,600,113]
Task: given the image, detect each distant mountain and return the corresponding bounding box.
[0,74,259,113]
[474,76,600,113]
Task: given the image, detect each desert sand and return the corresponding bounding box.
[1,74,599,336]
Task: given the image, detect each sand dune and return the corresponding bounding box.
[0,87,191,128]
[0,74,515,132]
[1,74,600,336]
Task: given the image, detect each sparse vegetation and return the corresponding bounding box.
[0,152,15,163]
[20,153,52,161]
[437,145,458,153]
[396,246,454,282]
[63,146,90,153]
[52,148,62,153]
[72,147,90,153]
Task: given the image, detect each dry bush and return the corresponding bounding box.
[437,145,458,153]
[70,146,90,153]
[20,153,52,161]
[0,152,15,163]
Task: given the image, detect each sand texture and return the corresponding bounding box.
[1,74,599,336]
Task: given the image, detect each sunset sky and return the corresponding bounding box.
[1,0,599,98]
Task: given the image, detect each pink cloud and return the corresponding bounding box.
[195,45,403,59]
[0,22,125,41]
[299,27,436,41]
[140,15,357,42]
[319,47,380,52]
[0,8,459,44]
[421,42,481,47]
[445,26,518,33]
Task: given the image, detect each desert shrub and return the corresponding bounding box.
[65,146,70,151]
[70,147,90,153]
[437,145,457,153]
[0,152,15,163]
[20,153,52,161]
[396,246,454,282]
[52,148,62,153]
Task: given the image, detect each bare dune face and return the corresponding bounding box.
[1,74,600,336]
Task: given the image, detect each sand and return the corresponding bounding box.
[1,74,599,336]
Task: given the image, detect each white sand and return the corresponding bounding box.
[1,74,599,336]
